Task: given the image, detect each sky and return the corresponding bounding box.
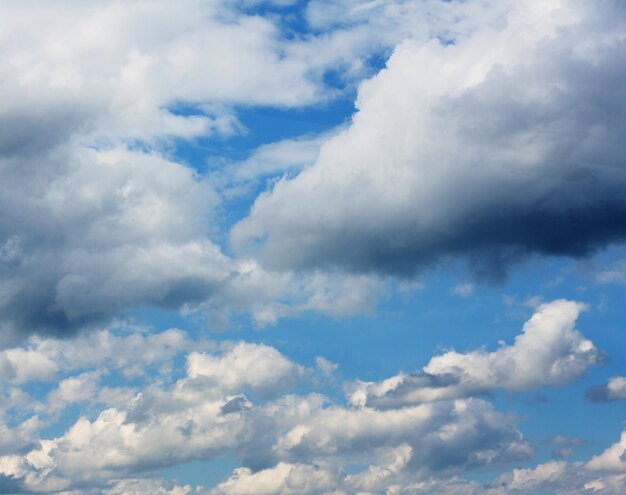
[0,0,626,493]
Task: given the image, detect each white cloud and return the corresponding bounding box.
[0,335,532,493]
[209,448,626,495]
[217,134,331,186]
[196,262,387,328]
[187,342,303,398]
[273,398,532,473]
[5,0,620,342]
[232,0,626,279]
[0,143,230,341]
[0,326,622,494]
[349,300,600,408]
[0,0,416,341]
[0,340,319,491]
[1,138,388,341]
[105,479,197,495]
[587,431,626,472]
[23,326,194,378]
[209,462,340,495]
[605,377,626,400]
[0,348,57,384]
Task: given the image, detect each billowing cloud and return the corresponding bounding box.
[1,144,229,341]
[0,1,624,494]
[349,300,600,408]
[232,0,626,280]
[0,331,533,493]
[209,450,626,495]
[208,462,340,495]
[0,0,402,341]
[0,138,385,341]
[587,431,626,472]
[187,342,304,398]
[0,348,57,384]
[0,320,623,494]
[0,341,309,492]
[273,398,532,473]
[7,0,624,342]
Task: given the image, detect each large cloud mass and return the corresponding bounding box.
[232,0,626,279]
[0,0,417,341]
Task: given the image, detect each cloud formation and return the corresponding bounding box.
[0,306,622,494]
[586,376,626,402]
[0,323,532,493]
[349,300,600,408]
[233,0,626,280]
[0,0,400,341]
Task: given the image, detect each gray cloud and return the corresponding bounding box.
[586,376,626,402]
[0,143,229,342]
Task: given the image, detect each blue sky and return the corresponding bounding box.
[1,1,626,494]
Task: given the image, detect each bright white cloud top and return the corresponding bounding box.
[349,300,600,408]
[0,0,625,493]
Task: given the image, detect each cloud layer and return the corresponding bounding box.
[0,301,621,494]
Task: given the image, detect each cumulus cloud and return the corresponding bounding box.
[7,0,623,343]
[187,342,304,398]
[0,0,410,341]
[209,451,626,495]
[0,1,624,494]
[208,462,340,495]
[349,300,600,408]
[1,394,529,493]
[0,348,57,384]
[0,138,385,341]
[586,376,626,402]
[0,341,311,492]
[587,431,626,472]
[0,332,534,493]
[232,0,626,280]
[0,325,624,495]
[12,326,194,379]
[273,398,532,473]
[0,142,230,341]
